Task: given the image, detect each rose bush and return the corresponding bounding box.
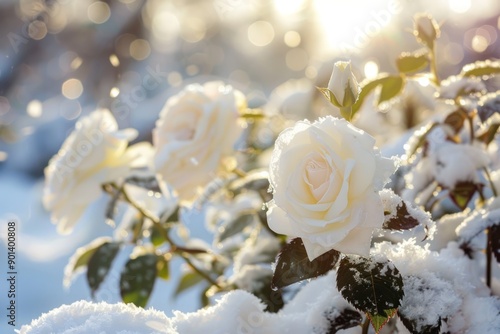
[153,81,245,203]
[43,109,144,234]
[266,116,397,260]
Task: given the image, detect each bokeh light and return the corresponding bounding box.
[248,21,275,47]
[284,31,301,48]
[27,100,43,118]
[62,79,83,100]
[88,1,111,24]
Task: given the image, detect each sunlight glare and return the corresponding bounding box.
[274,0,306,16]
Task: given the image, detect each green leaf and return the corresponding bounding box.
[378,75,405,105]
[64,237,111,288]
[383,201,419,231]
[217,212,255,243]
[200,285,211,308]
[130,214,145,243]
[156,255,170,280]
[86,241,121,297]
[271,238,340,290]
[369,310,398,333]
[317,87,342,108]
[120,254,157,307]
[163,206,180,223]
[254,274,284,313]
[336,256,404,333]
[396,52,429,74]
[448,181,479,210]
[151,222,169,247]
[461,60,500,78]
[174,271,204,297]
[352,74,405,116]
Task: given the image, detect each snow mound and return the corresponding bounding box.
[18,300,174,334]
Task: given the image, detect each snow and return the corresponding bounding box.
[438,75,486,101]
[456,197,500,242]
[20,271,362,334]
[374,240,500,333]
[17,300,174,334]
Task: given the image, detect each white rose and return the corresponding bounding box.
[327,61,360,107]
[153,81,245,203]
[43,109,145,234]
[267,116,397,260]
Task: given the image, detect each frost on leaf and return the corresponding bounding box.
[397,275,454,334]
[380,189,435,240]
[64,237,112,288]
[271,238,340,290]
[325,308,363,333]
[120,254,158,308]
[477,91,500,123]
[86,241,121,297]
[336,255,404,333]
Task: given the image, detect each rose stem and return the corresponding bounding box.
[108,182,222,289]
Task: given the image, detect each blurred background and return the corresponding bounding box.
[0,0,499,330]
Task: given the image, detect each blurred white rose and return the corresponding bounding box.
[327,61,359,107]
[267,116,397,260]
[153,81,245,203]
[43,109,147,234]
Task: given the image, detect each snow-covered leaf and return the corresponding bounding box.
[461,60,500,78]
[336,256,404,333]
[86,241,121,297]
[120,254,158,307]
[383,201,419,231]
[477,91,500,123]
[326,309,363,333]
[399,313,441,334]
[272,238,340,290]
[406,122,438,160]
[157,255,170,280]
[64,237,112,288]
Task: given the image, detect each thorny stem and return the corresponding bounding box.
[106,182,222,289]
[361,317,370,334]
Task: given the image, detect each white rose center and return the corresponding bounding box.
[304,153,331,201]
